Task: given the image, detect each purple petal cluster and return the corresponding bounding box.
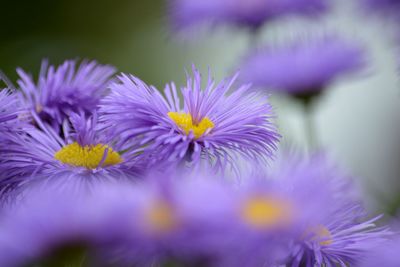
[100,67,280,171]
[0,155,389,267]
[239,36,366,96]
[169,0,329,30]
[17,60,116,129]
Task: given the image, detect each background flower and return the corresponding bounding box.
[17,59,116,130]
[239,35,366,98]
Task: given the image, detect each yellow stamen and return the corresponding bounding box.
[241,196,292,229]
[147,201,177,233]
[167,112,214,139]
[308,225,333,246]
[54,142,122,169]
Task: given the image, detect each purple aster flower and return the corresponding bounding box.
[278,154,389,267]
[99,66,280,172]
[217,153,388,267]
[0,182,144,267]
[114,172,240,266]
[239,36,366,98]
[17,59,116,130]
[169,0,329,30]
[0,171,239,267]
[0,112,141,200]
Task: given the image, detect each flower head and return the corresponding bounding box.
[240,36,366,97]
[0,112,141,200]
[100,66,280,172]
[17,59,116,129]
[169,0,329,30]
[0,183,143,267]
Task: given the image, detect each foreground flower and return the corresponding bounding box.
[0,157,389,267]
[17,59,116,129]
[0,113,141,199]
[0,183,140,267]
[100,66,280,171]
[0,173,239,267]
[169,0,329,30]
[280,154,389,267]
[239,36,366,99]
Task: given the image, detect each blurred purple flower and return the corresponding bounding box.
[99,66,280,172]
[0,112,141,200]
[17,59,116,129]
[169,0,329,30]
[281,155,389,267]
[239,36,366,97]
[0,182,142,267]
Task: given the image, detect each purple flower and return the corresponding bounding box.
[239,36,366,97]
[0,182,143,267]
[17,59,116,129]
[169,0,329,30]
[0,113,141,200]
[99,66,280,172]
[0,172,239,267]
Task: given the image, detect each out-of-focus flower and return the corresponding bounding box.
[0,172,238,267]
[240,36,366,99]
[100,66,280,172]
[117,172,240,266]
[0,182,143,267]
[0,112,141,200]
[280,155,389,267]
[0,156,389,267]
[17,60,116,129]
[169,0,329,30]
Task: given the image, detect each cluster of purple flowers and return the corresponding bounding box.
[1,0,400,266]
[0,58,393,267]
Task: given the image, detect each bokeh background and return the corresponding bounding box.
[1,0,400,212]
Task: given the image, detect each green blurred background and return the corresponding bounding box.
[2,0,400,212]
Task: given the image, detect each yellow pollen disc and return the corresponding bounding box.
[147,201,177,233]
[308,225,333,246]
[167,112,214,139]
[54,142,122,169]
[241,196,292,229]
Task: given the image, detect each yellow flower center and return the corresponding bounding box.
[146,201,177,233]
[241,196,292,229]
[167,112,214,139]
[308,225,333,246]
[54,142,122,169]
